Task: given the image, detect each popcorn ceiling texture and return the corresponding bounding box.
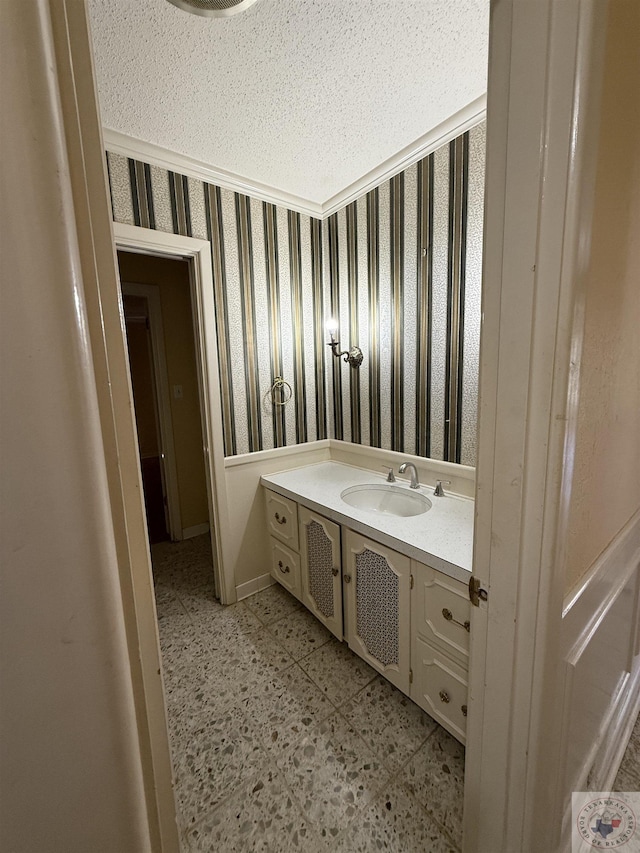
[88,0,488,204]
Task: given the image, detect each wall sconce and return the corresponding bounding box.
[326,319,363,368]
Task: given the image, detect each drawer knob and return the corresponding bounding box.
[274,512,287,525]
[277,560,290,574]
[442,608,471,633]
[332,567,339,577]
[462,704,467,717]
[439,690,450,704]
[343,573,352,583]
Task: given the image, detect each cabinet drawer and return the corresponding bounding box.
[265,490,299,550]
[411,635,468,744]
[411,561,470,667]
[270,539,301,600]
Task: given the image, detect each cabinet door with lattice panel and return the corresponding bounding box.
[299,507,343,640]
[343,530,411,694]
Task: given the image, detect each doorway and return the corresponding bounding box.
[121,287,171,543]
[119,251,212,551]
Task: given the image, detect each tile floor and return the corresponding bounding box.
[152,535,464,852]
[152,534,639,852]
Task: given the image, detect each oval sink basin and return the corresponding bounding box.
[340,484,432,518]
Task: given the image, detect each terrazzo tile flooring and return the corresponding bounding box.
[152,535,464,852]
[153,534,640,851]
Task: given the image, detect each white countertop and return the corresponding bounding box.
[261,461,474,583]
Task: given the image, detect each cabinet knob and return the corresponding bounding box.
[332,567,339,577]
[462,704,467,717]
[274,512,287,525]
[277,560,290,574]
[439,690,450,704]
[442,608,471,632]
[343,573,352,583]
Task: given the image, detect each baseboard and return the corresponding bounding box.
[235,572,275,601]
[181,523,210,539]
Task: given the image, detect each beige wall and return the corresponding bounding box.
[118,251,209,531]
[565,0,640,592]
[0,1,152,849]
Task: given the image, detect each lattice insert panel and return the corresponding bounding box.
[306,521,335,619]
[355,549,399,667]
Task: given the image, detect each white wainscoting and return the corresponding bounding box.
[559,510,640,847]
[225,441,331,598]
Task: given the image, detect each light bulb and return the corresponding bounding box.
[326,318,339,340]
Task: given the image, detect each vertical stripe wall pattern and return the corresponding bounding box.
[108,150,325,457]
[324,121,485,465]
[106,119,484,463]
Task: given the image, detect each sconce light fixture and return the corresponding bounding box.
[326,319,363,368]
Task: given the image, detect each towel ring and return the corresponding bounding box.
[270,376,292,406]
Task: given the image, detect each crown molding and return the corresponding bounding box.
[321,95,487,217]
[103,128,324,217]
[103,94,486,221]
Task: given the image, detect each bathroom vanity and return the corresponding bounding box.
[261,461,474,744]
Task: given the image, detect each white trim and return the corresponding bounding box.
[182,522,210,540]
[104,129,323,218]
[223,439,331,468]
[121,281,182,541]
[235,572,275,602]
[322,96,487,217]
[463,2,609,851]
[103,96,486,221]
[113,222,236,605]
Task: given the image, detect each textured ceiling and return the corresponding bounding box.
[88,0,489,205]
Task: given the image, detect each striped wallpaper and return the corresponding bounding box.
[106,120,485,464]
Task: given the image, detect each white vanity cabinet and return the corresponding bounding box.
[263,485,471,745]
[410,560,471,743]
[299,507,343,640]
[343,531,411,694]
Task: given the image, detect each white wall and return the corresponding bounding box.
[0,1,152,850]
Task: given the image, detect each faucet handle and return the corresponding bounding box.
[434,479,451,497]
[382,466,396,483]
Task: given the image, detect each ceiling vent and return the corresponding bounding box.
[166,0,259,17]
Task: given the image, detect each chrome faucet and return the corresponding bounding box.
[434,479,451,497]
[398,462,420,489]
[381,466,396,483]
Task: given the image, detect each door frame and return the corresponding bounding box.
[121,281,182,542]
[464,1,607,851]
[115,223,235,605]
